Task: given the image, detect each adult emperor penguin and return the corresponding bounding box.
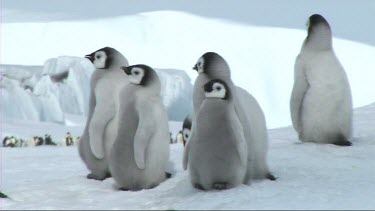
[109,64,170,190]
[290,14,353,146]
[187,79,248,190]
[78,47,129,180]
[184,52,275,182]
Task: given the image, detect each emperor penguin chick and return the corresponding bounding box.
[78,47,129,180]
[109,64,170,190]
[290,14,353,146]
[184,52,275,182]
[188,79,248,190]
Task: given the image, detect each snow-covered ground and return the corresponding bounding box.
[1,103,374,210]
[2,11,375,128]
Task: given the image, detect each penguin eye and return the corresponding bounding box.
[134,71,139,75]
[216,86,221,91]
[96,55,101,59]
[185,134,189,138]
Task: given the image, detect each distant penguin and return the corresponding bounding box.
[184,52,275,182]
[4,137,16,148]
[176,131,184,145]
[109,65,170,191]
[187,79,248,190]
[182,114,192,147]
[2,136,9,147]
[290,14,353,146]
[78,47,129,180]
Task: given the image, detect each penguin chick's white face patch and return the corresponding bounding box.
[129,67,145,85]
[205,82,226,99]
[196,57,205,74]
[93,51,107,69]
[183,128,191,141]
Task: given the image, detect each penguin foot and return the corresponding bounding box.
[333,140,352,146]
[193,183,205,190]
[0,191,9,198]
[266,173,277,181]
[212,182,228,190]
[332,134,352,146]
[165,172,172,179]
[87,173,108,181]
[119,187,142,191]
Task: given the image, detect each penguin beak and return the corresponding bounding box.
[121,66,132,75]
[192,64,198,71]
[84,53,94,63]
[203,82,213,92]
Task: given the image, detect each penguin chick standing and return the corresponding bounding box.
[184,52,275,182]
[109,65,170,190]
[78,47,129,180]
[290,14,353,146]
[188,79,247,190]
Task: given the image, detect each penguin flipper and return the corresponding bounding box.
[229,110,248,166]
[88,104,114,159]
[133,103,157,170]
[290,55,309,135]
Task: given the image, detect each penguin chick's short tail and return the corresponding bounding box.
[332,134,352,146]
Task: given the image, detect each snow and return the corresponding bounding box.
[1,103,374,209]
[2,11,375,128]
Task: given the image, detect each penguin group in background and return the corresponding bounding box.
[109,65,170,190]
[184,52,275,190]
[290,14,353,146]
[78,47,129,180]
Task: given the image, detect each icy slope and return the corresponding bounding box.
[0,57,94,123]
[1,103,374,209]
[0,59,193,123]
[2,11,374,128]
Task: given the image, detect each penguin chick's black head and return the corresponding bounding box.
[203,79,229,100]
[122,64,155,86]
[193,52,229,76]
[307,14,330,34]
[84,47,117,69]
